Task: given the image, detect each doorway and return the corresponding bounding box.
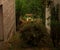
[0,5,3,41]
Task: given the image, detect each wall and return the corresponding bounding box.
[0,0,16,41]
[0,0,2,5]
[0,5,3,40]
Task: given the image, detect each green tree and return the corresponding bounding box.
[15,0,22,25]
[16,0,45,18]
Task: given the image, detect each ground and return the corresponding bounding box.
[0,32,59,50]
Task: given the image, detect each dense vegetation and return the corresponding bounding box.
[51,4,60,47]
[19,21,53,47]
[15,0,45,25]
[15,0,60,48]
[16,0,45,16]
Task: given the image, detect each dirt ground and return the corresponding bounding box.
[0,32,59,50]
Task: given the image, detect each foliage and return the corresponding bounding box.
[15,0,45,18]
[51,4,60,47]
[51,21,60,47]
[15,0,21,25]
[19,21,53,47]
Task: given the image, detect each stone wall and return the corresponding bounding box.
[0,5,3,40]
[0,0,2,5]
[0,0,16,41]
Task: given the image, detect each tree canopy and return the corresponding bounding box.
[16,0,45,18]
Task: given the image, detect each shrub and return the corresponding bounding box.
[51,21,60,47]
[19,21,53,47]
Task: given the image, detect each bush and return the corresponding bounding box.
[51,21,60,47]
[19,21,53,47]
